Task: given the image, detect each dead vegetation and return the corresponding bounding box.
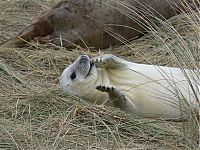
[0,0,199,149]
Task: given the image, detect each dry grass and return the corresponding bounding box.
[0,0,199,149]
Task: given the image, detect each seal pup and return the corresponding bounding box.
[0,0,198,49]
[60,54,199,119]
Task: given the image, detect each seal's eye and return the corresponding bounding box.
[70,72,76,80]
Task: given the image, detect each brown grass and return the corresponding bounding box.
[0,0,199,149]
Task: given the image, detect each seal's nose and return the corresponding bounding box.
[79,55,89,65]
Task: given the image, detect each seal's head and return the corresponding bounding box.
[60,55,97,97]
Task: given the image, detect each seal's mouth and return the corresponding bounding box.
[85,61,94,77]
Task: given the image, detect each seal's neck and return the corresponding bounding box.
[82,68,110,104]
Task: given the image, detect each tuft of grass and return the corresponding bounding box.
[0,0,200,149]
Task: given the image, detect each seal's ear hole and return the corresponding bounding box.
[70,72,76,80]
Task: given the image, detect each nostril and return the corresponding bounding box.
[79,55,89,64]
[63,6,71,12]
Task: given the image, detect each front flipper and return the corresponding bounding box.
[91,54,126,69]
[96,85,127,111]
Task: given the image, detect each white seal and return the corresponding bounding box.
[60,54,198,119]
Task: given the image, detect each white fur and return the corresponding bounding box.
[60,54,199,119]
